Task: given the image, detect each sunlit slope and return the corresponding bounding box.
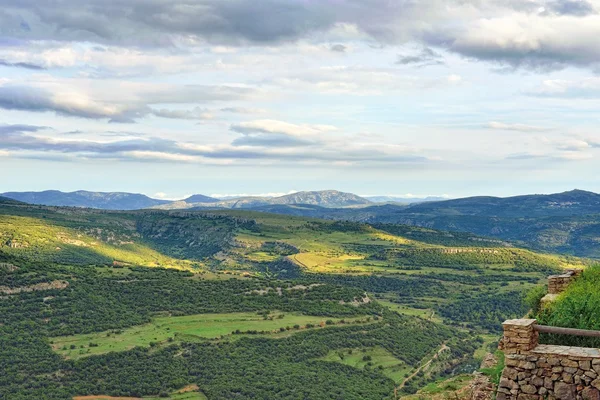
[0,203,248,268]
[0,203,590,273]
[209,211,590,275]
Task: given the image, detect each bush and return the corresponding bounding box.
[537,265,600,347]
[524,285,547,315]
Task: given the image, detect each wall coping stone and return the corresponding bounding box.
[531,344,600,358]
[502,319,537,327]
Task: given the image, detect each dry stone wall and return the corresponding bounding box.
[548,270,582,295]
[497,269,600,399]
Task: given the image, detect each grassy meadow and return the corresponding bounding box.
[51,312,369,359]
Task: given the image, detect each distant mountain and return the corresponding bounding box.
[405,189,600,218]
[365,196,449,204]
[0,190,171,210]
[0,196,25,205]
[185,194,221,203]
[157,190,373,210]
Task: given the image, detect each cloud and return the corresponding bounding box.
[0,59,45,70]
[220,107,267,114]
[1,0,426,46]
[1,0,600,72]
[543,0,596,16]
[396,47,444,67]
[0,121,431,166]
[527,77,600,98]
[486,121,548,132]
[0,79,257,122]
[151,107,215,120]
[0,124,47,134]
[448,13,600,70]
[330,44,347,53]
[230,120,337,137]
[272,66,460,95]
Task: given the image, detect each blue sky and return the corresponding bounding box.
[1,0,599,199]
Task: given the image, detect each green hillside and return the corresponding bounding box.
[0,201,591,399]
[240,190,600,259]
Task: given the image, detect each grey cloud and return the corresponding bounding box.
[0,83,255,122]
[1,0,422,46]
[0,85,147,122]
[0,59,45,70]
[231,133,314,148]
[544,0,596,16]
[0,124,46,134]
[2,0,600,71]
[330,44,347,53]
[396,47,444,66]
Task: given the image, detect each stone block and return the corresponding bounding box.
[582,387,600,400]
[520,384,537,394]
[554,382,577,400]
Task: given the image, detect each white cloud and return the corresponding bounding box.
[231,119,337,137]
[487,121,548,132]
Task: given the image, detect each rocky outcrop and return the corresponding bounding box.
[0,280,69,295]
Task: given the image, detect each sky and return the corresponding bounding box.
[1,0,600,200]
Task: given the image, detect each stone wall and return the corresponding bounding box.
[497,319,600,400]
[548,270,582,295]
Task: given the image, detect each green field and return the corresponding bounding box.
[51,312,367,359]
[320,347,411,383]
[378,299,443,323]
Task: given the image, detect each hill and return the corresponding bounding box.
[236,190,600,258]
[185,194,221,203]
[157,190,373,210]
[0,196,25,205]
[365,196,449,204]
[0,190,172,210]
[404,189,600,218]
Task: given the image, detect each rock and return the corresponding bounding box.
[562,372,574,383]
[517,395,538,400]
[581,361,592,371]
[562,359,580,368]
[504,367,518,381]
[531,376,544,387]
[520,384,537,394]
[582,387,600,400]
[554,382,577,400]
[519,361,536,370]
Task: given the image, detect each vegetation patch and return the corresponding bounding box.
[51,312,369,359]
[320,346,411,383]
[536,265,600,347]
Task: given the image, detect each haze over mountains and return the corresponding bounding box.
[0,190,378,210]
[0,190,172,211]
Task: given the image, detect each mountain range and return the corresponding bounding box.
[0,190,374,210]
[0,190,172,210]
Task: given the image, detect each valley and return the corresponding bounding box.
[0,198,593,399]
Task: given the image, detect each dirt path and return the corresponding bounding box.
[396,343,449,391]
